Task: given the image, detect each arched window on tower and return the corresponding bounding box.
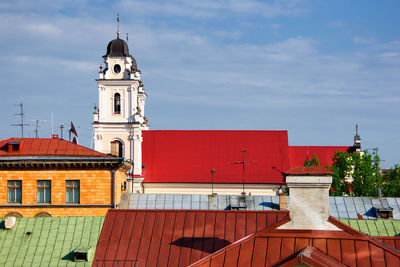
[111,140,124,157]
[114,93,121,114]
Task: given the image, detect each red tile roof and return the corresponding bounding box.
[190,216,400,266]
[285,166,333,175]
[0,137,110,158]
[93,209,289,266]
[142,130,290,184]
[289,146,351,168]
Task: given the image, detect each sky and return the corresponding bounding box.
[0,0,399,168]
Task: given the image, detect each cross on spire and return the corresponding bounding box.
[231,149,256,194]
[117,14,120,38]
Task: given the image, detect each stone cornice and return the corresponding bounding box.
[0,158,128,170]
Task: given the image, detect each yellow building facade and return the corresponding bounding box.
[0,137,131,217]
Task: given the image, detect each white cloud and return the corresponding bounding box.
[117,0,310,19]
[353,36,375,44]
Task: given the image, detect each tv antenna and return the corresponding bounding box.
[11,103,29,138]
[231,149,256,195]
[31,119,46,138]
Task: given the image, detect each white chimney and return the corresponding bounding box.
[278,166,341,231]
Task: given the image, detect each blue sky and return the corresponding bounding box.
[0,0,399,168]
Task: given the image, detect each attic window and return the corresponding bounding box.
[8,142,21,152]
[374,207,393,219]
[74,247,92,262]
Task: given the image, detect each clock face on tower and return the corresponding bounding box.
[113,64,121,74]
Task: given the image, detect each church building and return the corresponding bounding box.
[93,33,360,196]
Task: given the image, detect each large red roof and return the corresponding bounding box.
[142,130,290,184]
[141,130,351,184]
[93,209,289,267]
[0,137,110,158]
[289,146,351,168]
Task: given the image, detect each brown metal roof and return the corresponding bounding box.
[93,209,289,266]
[190,217,400,267]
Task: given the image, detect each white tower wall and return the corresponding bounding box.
[93,37,148,177]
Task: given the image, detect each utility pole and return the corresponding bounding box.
[11,103,29,138]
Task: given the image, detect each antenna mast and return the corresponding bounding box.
[31,119,46,138]
[11,103,29,138]
[231,149,256,195]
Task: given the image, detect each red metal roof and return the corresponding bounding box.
[142,130,290,184]
[0,137,110,158]
[289,146,351,168]
[190,216,400,266]
[285,166,333,175]
[93,209,289,267]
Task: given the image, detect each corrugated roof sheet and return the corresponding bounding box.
[0,138,110,158]
[121,193,400,220]
[93,209,289,266]
[142,130,290,184]
[339,219,400,236]
[0,216,104,266]
[189,217,400,267]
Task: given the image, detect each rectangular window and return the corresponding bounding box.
[66,180,80,203]
[37,180,51,203]
[8,180,22,203]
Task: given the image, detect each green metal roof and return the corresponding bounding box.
[340,219,400,236]
[0,216,104,267]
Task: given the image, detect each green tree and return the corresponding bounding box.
[351,151,379,197]
[330,151,352,196]
[329,150,381,197]
[382,165,400,197]
[303,154,320,167]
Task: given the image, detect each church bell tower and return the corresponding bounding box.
[93,31,148,176]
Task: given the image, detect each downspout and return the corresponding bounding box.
[112,160,126,209]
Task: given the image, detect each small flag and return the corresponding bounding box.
[117,14,119,22]
[70,121,78,137]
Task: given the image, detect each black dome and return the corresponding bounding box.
[104,38,130,57]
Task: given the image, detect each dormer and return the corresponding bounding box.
[7,140,22,153]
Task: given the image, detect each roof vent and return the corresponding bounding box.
[230,195,247,210]
[5,216,16,230]
[74,247,92,262]
[374,207,393,219]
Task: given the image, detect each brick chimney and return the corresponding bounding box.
[278,166,341,231]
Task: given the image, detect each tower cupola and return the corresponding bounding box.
[104,38,130,58]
